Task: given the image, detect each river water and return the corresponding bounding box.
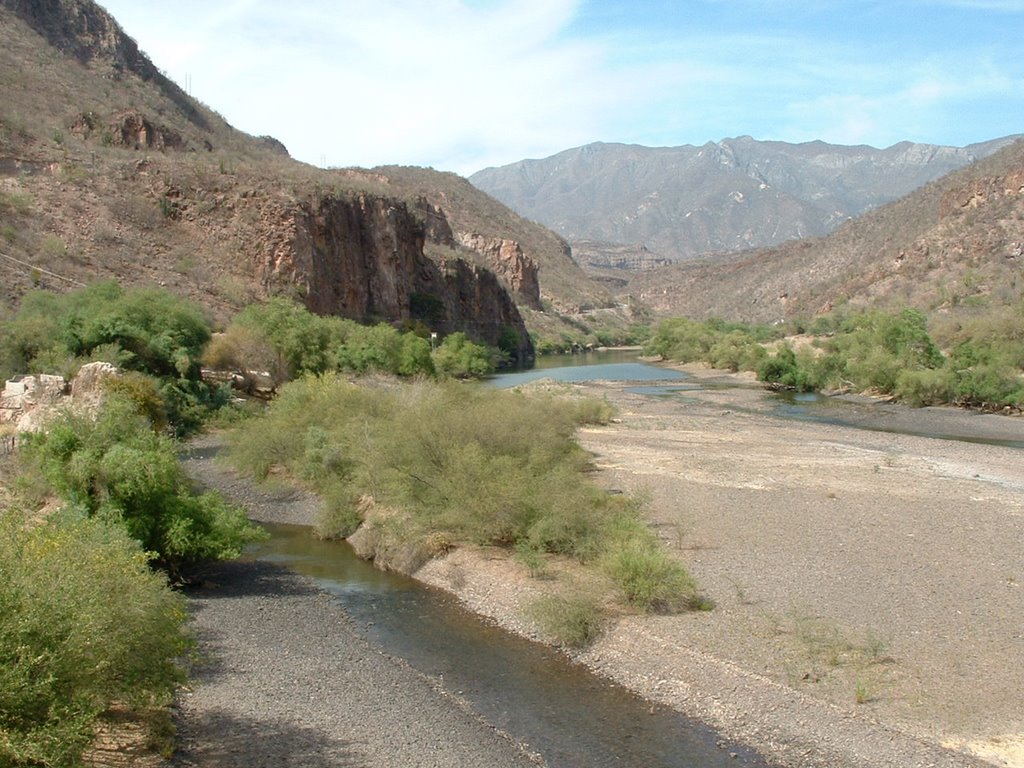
[246,351,1020,768]
[249,524,765,768]
[244,349,770,768]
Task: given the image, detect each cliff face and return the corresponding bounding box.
[0,0,552,359]
[454,232,542,309]
[256,193,533,363]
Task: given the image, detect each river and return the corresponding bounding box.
[240,350,771,768]
[243,351,1020,768]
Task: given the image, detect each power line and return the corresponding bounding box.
[0,251,87,287]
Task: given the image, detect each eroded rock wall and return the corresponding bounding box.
[256,193,533,364]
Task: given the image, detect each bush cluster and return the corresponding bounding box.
[227,376,699,614]
[650,307,1024,409]
[757,308,1024,407]
[203,297,499,384]
[532,321,652,355]
[644,317,780,372]
[0,506,190,767]
[0,281,226,435]
[18,395,265,579]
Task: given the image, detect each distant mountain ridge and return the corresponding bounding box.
[470,136,1020,261]
[625,138,1024,324]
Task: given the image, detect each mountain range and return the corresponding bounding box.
[627,138,1024,324]
[470,136,1020,263]
[1,0,1021,350]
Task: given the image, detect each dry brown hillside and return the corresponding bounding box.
[0,0,620,353]
[628,139,1024,325]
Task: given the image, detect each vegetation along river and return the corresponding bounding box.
[226,351,1021,768]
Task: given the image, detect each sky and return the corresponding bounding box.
[96,0,1023,176]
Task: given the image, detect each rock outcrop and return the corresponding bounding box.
[256,193,534,364]
[0,361,118,438]
[70,110,185,151]
[454,233,542,309]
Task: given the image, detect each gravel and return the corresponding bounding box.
[179,368,1024,768]
[176,435,541,768]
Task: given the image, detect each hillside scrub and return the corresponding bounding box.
[226,375,702,615]
[650,308,1024,409]
[0,506,189,768]
[16,395,265,579]
[203,297,499,384]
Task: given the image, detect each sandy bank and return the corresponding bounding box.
[415,369,1023,768]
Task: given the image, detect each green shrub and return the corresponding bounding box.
[894,368,954,407]
[218,298,439,381]
[19,395,265,578]
[757,346,815,391]
[0,281,219,432]
[227,376,699,613]
[431,331,495,378]
[0,507,190,767]
[526,595,604,649]
[645,317,781,366]
[602,538,698,613]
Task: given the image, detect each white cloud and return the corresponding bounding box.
[97,1,1024,171]
[101,0,627,174]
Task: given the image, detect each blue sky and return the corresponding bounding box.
[97,0,1022,175]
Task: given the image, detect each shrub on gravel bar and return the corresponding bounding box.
[227,375,702,614]
[0,506,190,767]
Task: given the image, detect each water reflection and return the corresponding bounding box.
[248,524,765,768]
[491,350,687,389]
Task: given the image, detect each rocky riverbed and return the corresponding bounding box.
[177,439,542,768]
[180,365,1023,768]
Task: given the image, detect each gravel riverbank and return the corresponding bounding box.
[418,369,1022,768]
[177,438,541,768]
[180,367,1023,768]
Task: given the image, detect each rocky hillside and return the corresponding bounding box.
[0,0,618,358]
[470,136,1019,262]
[626,138,1024,324]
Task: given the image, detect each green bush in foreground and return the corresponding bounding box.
[0,507,189,768]
[19,395,265,578]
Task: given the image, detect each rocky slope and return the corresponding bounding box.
[470,136,1020,262]
[626,138,1024,323]
[0,0,616,356]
